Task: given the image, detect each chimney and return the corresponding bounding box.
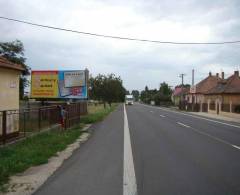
[209,72,212,76]
[216,73,219,78]
[221,72,224,79]
[234,70,239,76]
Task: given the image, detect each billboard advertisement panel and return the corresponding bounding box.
[31,70,88,99]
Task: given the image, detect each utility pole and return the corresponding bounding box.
[179,73,186,106]
[191,69,195,111]
[192,69,194,86]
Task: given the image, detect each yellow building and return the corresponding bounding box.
[0,56,24,139]
[0,56,24,110]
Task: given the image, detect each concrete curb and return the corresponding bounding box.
[2,124,92,195]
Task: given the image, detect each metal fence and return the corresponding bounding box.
[0,102,87,145]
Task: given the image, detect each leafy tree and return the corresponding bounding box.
[0,40,30,99]
[131,90,140,101]
[145,86,149,92]
[159,82,172,96]
[140,82,173,105]
[89,74,106,102]
[125,90,130,95]
[175,84,190,88]
[89,73,126,107]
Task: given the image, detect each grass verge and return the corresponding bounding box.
[0,103,119,191]
[81,103,119,124]
[0,125,83,191]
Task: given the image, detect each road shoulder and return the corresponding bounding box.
[4,125,91,195]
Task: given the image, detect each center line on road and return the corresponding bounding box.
[177,122,190,128]
[123,104,138,195]
[139,103,240,151]
[140,103,240,129]
[160,115,166,117]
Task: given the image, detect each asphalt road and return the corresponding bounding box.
[35,103,240,195]
[34,105,124,195]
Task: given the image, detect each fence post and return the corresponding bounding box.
[78,104,81,123]
[2,111,7,144]
[23,111,26,137]
[38,108,41,131]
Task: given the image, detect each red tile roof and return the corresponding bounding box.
[0,56,25,71]
[173,87,190,96]
[194,74,222,94]
[206,71,240,94]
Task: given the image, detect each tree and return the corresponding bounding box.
[175,84,190,88]
[145,86,149,92]
[159,82,172,96]
[140,82,173,105]
[89,73,126,107]
[0,40,30,99]
[89,74,105,102]
[125,90,130,95]
[131,90,140,101]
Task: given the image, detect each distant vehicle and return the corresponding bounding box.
[150,100,155,105]
[125,95,134,105]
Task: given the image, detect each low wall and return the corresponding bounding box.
[220,111,240,120]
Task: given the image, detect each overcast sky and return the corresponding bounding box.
[0,0,240,91]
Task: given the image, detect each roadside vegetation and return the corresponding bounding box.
[89,74,126,107]
[0,103,119,191]
[81,103,118,124]
[140,82,173,106]
[0,125,82,191]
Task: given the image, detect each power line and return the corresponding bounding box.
[1,16,240,45]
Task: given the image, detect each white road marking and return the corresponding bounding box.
[123,104,138,195]
[150,111,153,113]
[140,103,240,129]
[160,115,166,117]
[188,126,240,151]
[177,122,190,128]
[232,145,240,150]
[139,103,240,151]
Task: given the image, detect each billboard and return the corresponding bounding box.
[31,70,88,99]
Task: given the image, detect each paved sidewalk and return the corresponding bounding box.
[189,111,240,123]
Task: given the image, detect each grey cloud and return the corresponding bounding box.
[0,0,240,91]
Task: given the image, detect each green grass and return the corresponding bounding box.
[81,103,119,124]
[0,103,119,191]
[0,126,83,191]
